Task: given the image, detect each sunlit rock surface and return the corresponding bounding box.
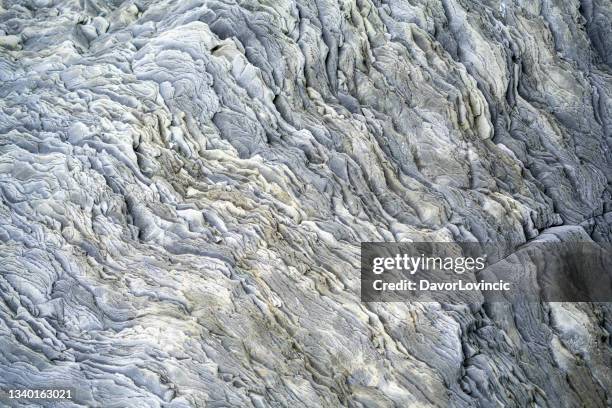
[0,0,611,406]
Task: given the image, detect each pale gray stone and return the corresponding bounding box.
[0,0,610,407]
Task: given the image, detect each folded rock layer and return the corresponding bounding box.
[0,0,611,406]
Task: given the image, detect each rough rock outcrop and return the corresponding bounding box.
[0,0,610,406]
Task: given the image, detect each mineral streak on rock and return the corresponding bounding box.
[0,0,610,407]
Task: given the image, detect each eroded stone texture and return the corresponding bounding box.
[0,0,610,406]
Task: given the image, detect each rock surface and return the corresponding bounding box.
[0,0,611,406]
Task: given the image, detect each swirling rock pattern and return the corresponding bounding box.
[0,0,611,406]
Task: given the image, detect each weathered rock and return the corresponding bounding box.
[0,0,610,406]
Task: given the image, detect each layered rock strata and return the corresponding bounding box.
[0,0,611,406]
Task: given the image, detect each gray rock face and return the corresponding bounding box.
[0,0,611,406]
